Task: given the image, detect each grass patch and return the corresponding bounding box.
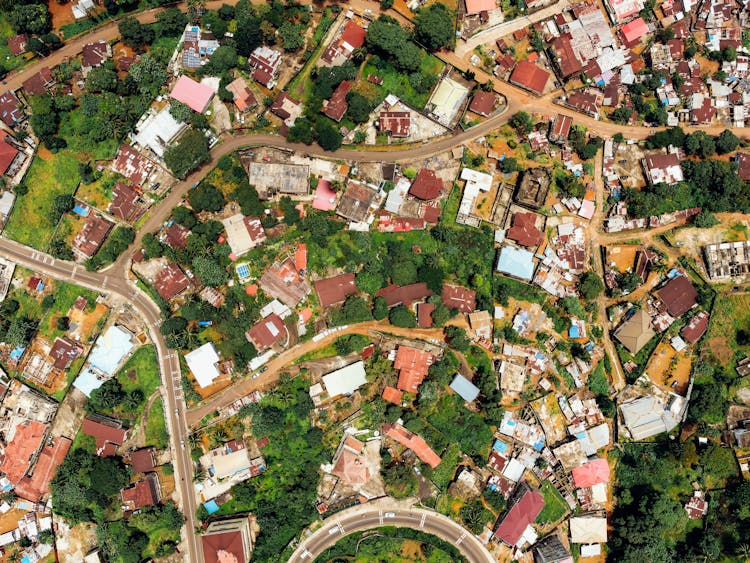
[58,107,120,160]
[588,362,610,396]
[360,53,445,110]
[37,282,99,342]
[76,170,120,210]
[117,346,160,401]
[535,480,569,525]
[71,430,97,454]
[294,343,337,363]
[145,396,169,449]
[4,152,81,250]
[287,8,337,100]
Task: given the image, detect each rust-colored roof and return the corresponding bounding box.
[154,263,191,301]
[409,168,443,200]
[15,436,71,502]
[394,346,434,393]
[48,337,82,370]
[121,474,159,510]
[0,420,46,484]
[469,91,496,116]
[506,212,544,248]
[314,273,357,307]
[656,275,698,318]
[417,302,434,328]
[7,34,27,56]
[245,313,287,351]
[494,489,545,545]
[382,386,403,404]
[331,449,369,484]
[82,417,126,457]
[323,80,351,122]
[202,530,248,563]
[384,423,441,468]
[441,284,476,313]
[73,215,113,258]
[164,222,190,249]
[0,139,19,176]
[110,183,145,223]
[295,243,307,272]
[130,448,156,473]
[22,67,53,96]
[681,310,709,343]
[375,283,432,307]
[510,61,550,95]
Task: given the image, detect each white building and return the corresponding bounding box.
[185,343,221,388]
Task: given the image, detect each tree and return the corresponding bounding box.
[128,54,167,97]
[51,194,74,221]
[356,269,385,295]
[192,256,228,287]
[85,67,118,93]
[9,4,51,35]
[366,16,422,72]
[234,13,262,57]
[346,92,372,123]
[509,111,534,133]
[56,316,70,331]
[391,260,418,285]
[169,100,194,123]
[694,210,719,228]
[233,181,264,217]
[336,296,373,324]
[155,8,188,37]
[382,462,418,498]
[316,120,342,151]
[118,17,155,48]
[164,130,210,179]
[414,3,453,51]
[578,271,604,300]
[204,45,238,73]
[445,325,470,351]
[688,382,726,424]
[5,316,36,347]
[372,296,389,320]
[389,305,416,328]
[88,379,126,412]
[278,21,305,51]
[286,117,316,145]
[715,129,739,154]
[684,131,715,159]
[500,157,518,173]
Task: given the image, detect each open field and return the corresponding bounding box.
[145,396,169,449]
[705,292,750,365]
[535,480,568,525]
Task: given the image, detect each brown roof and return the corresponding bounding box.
[15,436,71,502]
[121,473,159,510]
[154,263,191,301]
[331,449,369,484]
[22,67,54,97]
[0,420,46,484]
[252,68,274,88]
[130,448,156,473]
[494,489,545,545]
[202,530,248,563]
[73,215,114,258]
[417,302,434,328]
[81,41,109,68]
[164,222,190,249]
[110,183,146,223]
[506,212,544,247]
[681,310,709,343]
[314,272,357,307]
[82,418,127,457]
[0,90,22,128]
[550,114,572,142]
[382,386,403,404]
[112,145,152,185]
[245,313,287,351]
[510,61,550,95]
[737,154,750,182]
[337,183,376,223]
[394,345,434,392]
[226,78,257,112]
[384,423,441,468]
[7,34,27,56]
[656,275,698,317]
[270,92,300,120]
[48,337,82,370]
[550,33,583,77]
[379,111,410,137]
[441,284,476,313]
[469,91,497,116]
[409,168,443,200]
[375,283,432,307]
[323,80,351,122]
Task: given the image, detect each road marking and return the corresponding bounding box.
[420,514,426,528]
[379,511,383,525]
[456,532,467,545]
[337,521,345,534]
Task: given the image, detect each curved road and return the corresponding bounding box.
[288,503,494,563]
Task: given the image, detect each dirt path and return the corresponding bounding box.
[123,389,162,451]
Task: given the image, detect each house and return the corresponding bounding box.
[22,67,54,96]
[736,153,750,182]
[494,488,545,546]
[409,168,443,200]
[259,255,310,308]
[48,337,82,370]
[565,89,603,118]
[322,20,367,64]
[14,436,71,502]
[681,310,709,343]
[181,26,219,68]
[81,41,111,72]
[164,222,190,249]
[515,168,551,210]
[496,245,536,281]
[604,0,644,23]
[379,111,411,138]
[684,491,708,519]
[469,310,493,339]
[222,214,266,258]
[510,61,550,95]
[376,283,432,307]
[382,386,403,404]
[613,309,655,354]
[643,153,684,185]
[394,345,434,392]
[201,515,255,563]
[465,0,498,15]
[322,80,351,122]
[656,275,698,317]
[499,360,526,393]
[337,183,376,223]
[249,46,282,89]
[569,515,607,544]
[314,273,357,307]
[154,263,191,301]
[112,145,153,186]
[121,473,160,512]
[132,106,187,158]
[0,139,23,177]
[534,534,572,563]
[270,92,302,127]
[549,114,572,144]
[619,395,680,440]
[450,374,480,402]
[246,313,288,352]
[620,17,649,46]
[417,302,434,328]
[331,436,369,484]
[441,284,476,313]
[0,420,46,484]
[468,91,497,117]
[82,417,127,457]
[321,361,368,398]
[7,34,27,56]
[0,191,13,226]
[225,78,257,112]
[313,179,337,211]
[130,448,156,474]
[185,342,221,389]
[109,183,146,223]
[0,91,23,128]
[384,423,441,468]
[73,215,113,259]
[704,240,750,280]
[507,212,544,248]
[571,458,610,488]
[170,76,215,113]
[200,287,225,308]
[244,160,309,199]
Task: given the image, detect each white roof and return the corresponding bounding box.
[0,191,15,217]
[460,168,493,191]
[620,395,677,440]
[221,214,265,257]
[132,106,187,157]
[580,544,602,557]
[212,448,251,479]
[570,516,608,543]
[185,343,220,388]
[260,299,291,319]
[322,361,367,397]
[502,458,526,481]
[591,482,608,503]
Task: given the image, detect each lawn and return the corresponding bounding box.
[145,396,169,449]
[76,170,120,211]
[0,17,29,73]
[705,292,750,364]
[117,346,161,403]
[4,151,81,250]
[535,480,569,525]
[37,282,99,342]
[360,53,445,110]
[58,108,120,161]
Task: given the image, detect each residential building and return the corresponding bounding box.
[534,534,572,563]
[330,436,369,484]
[643,153,684,185]
[515,168,551,210]
[510,61,550,95]
[130,448,156,474]
[314,273,357,307]
[382,386,403,404]
[225,78,257,112]
[619,395,680,440]
[222,214,266,257]
[379,111,411,138]
[655,274,698,317]
[15,436,71,502]
[109,183,146,223]
[81,41,111,72]
[620,17,649,45]
[441,284,476,313]
[468,91,497,116]
[322,20,366,65]
[112,145,154,186]
[73,215,113,259]
[565,89,603,118]
[153,263,191,301]
[22,67,54,97]
[571,458,610,488]
[7,34,27,56]
[0,420,46,484]
[122,473,160,512]
[132,106,188,158]
[681,310,709,343]
[201,515,255,563]
[321,361,368,398]
[569,515,607,544]
[703,240,750,280]
[549,114,572,144]
[613,309,655,354]
[409,168,443,200]
[270,92,302,128]
[494,487,545,546]
[170,76,215,113]
[249,46,282,88]
[164,222,191,249]
[244,160,309,199]
[185,342,221,389]
[450,374,480,402]
[384,422,441,468]
[258,255,310,308]
[337,182,376,223]
[507,212,544,248]
[322,80,351,122]
[496,245,536,281]
[0,138,25,177]
[469,310,493,339]
[0,91,23,129]
[81,417,127,457]
[394,346,434,392]
[375,283,432,307]
[245,313,288,351]
[48,337,82,370]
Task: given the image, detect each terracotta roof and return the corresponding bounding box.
[494,489,545,545]
[571,458,610,488]
[121,474,159,510]
[510,61,550,95]
[384,423,441,468]
[466,0,497,14]
[112,145,152,185]
[314,272,357,307]
[375,282,432,307]
[0,420,46,484]
[22,67,54,96]
[331,449,369,484]
[469,91,496,116]
[48,337,82,370]
[506,212,544,247]
[681,310,709,343]
[0,90,22,128]
[441,284,476,313]
[417,302,434,328]
[0,139,19,175]
[340,20,367,49]
[295,243,307,272]
[202,530,248,563]
[226,78,257,112]
[394,346,434,392]
[15,436,71,502]
[245,313,287,351]
[656,275,698,317]
[73,215,114,258]
[154,263,191,301]
[7,34,27,56]
[409,168,443,200]
[110,183,145,223]
[382,386,403,404]
[130,448,156,473]
[323,80,351,122]
[550,34,583,77]
[82,417,127,456]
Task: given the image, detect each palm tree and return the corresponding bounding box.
[737,544,750,561]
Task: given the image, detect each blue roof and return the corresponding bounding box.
[9,346,25,361]
[73,205,89,217]
[496,246,535,281]
[450,374,480,402]
[493,439,509,454]
[569,326,580,338]
[72,367,106,397]
[203,500,220,514]
[86,325,135,376]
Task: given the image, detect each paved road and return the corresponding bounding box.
[287,503,495,563]
[0,237,203,563]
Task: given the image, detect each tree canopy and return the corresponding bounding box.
[414,3,453,51]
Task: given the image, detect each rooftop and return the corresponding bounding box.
[314,273,357,308]
[170,75,215,113]
[185,342,221,389]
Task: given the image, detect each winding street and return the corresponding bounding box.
[287,503,495,563]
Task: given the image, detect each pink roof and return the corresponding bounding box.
[494,490,545,545]
[572,458,610,488]
[466,0,497,14]
[170,75,215,113]
[621,17,649,44]
[578,199,595,220]
[313,179,337,211]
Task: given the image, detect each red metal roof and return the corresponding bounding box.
[0,139,18,175]
[441,284,476,313]
[314,273,357,307]
[409,168,443,200]
[656,275,698,318]
[394,346,434,392]
[202,531,248,563]
[7,34,27,56]
[510,61,550,95]
[375,283,432,307]
[384,423,441,468]
[507,212,544,248]
[154,263,190,301]
[469,91,497,117]
[621,17,649,45]
[382,386,403,404]
[0,420,46,484]
[681,310,709,343]
[82,418,127,457]
[15,437,71,502]
[323,80,351,122]
[341,20,366,48]
[417,302,434,328]
[121,474,159,510]
[494,489,545,545]
[246,313,287,351]
[571,458,610,488]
